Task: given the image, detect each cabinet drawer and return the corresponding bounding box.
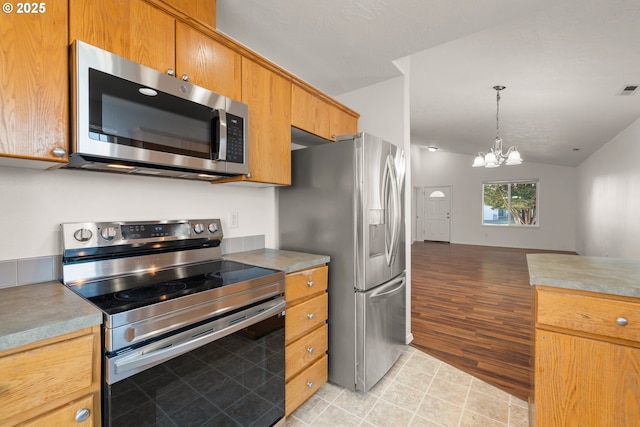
[537,289,640,343]
[286,293,328,344]
[285,355,328,416]
[286,265,328,304]
[20,394,95,427]
[286,323,328,381]
[0,334,95,421]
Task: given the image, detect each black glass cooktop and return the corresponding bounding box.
[70,260,281,315]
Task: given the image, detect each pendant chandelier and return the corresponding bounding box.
[472,85,523,168]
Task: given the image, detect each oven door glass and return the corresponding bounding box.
[89,69,215,159]
[105,313,285,427]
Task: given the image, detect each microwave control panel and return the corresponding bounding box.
[226,114,244,164]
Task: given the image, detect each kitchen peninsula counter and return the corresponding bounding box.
[529,253,640,426]
[527,253,640,297]
[225,248,330,273]
[0,282,102,352]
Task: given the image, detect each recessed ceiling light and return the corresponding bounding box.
[427,146,438,152]
[572,148,580,151]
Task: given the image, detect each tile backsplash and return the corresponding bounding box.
[0,235,265,289]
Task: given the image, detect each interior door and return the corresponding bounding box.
[422,186,451,242]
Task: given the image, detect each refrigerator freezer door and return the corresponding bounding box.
[355,273,407,392]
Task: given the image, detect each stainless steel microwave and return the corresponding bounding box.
[66,40,249,181]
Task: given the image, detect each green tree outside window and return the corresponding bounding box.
[483,181,538,226]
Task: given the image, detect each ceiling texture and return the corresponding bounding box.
[216,0,640,167]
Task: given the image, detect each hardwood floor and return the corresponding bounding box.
[410,241,574,401]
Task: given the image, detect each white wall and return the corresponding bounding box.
[412,148,577,252]
[576,117,640,259]
[0,165,276,260]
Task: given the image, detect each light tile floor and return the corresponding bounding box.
[286,346,529,427]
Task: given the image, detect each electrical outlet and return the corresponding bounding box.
[229,211,239,229]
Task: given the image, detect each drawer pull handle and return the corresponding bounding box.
[75,408,91,423]
[307,313,315,320]
[307,280,315,287]
[307,347,314,354]
[616,317,628,326]
[307,381,315,389]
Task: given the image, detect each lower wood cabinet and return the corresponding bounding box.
[534,286,640,426]
[0,326,101,426]
[285,264,329,416]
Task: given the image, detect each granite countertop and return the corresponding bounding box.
[0,282,102,352]
[527,253,640,298]
[224,248,330,274]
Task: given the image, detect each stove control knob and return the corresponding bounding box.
[193,223,205,234]
[208,223,219,233]
[73,228,93,242]
[100,226,117,241]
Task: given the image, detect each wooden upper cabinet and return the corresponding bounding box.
[217,58,291,185]
[291,84,358,142]
[69,0,175,74]
[242,58,291,185]
[0,0,68,162]
[175,22,241,100]
[291,85,330,140]
[160,0,216,28]
[329,104,358,140]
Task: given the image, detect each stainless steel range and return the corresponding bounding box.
[61,219,285,427]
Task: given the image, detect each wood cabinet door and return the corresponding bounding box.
[69,0,175,74]
[175,22,241,100]
[535,329,640,427]
[329,104,358,141]
[240,58,291,185]
[291,84,330,140]
[0,0,68,161]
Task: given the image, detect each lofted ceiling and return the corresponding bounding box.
[216,0,640,167]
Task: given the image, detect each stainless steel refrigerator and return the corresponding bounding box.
[279,132,407,392]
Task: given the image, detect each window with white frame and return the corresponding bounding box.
[482,180,538,226]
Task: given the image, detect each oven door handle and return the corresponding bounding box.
[109,299,285,383]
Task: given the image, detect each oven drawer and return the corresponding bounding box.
[286,323,328,381]
[285,292,328,344]
[286,265,328,304]
[537,288,640,343]
[285,354,328,417]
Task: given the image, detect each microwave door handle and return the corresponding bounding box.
[211,108,227,161]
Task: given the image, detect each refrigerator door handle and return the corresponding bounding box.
[369,276,405,300]
[383,155,401,267]
[383,155,399,266]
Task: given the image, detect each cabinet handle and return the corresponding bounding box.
[52,147,66,157]
[307,280,314,287]
[181,74,189,82]
[75,408,91,423]
[307,313,315,320]
[307,347,314,354]
[616,317,628,326]
[307,381,315,389]
[167,68,175,77]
